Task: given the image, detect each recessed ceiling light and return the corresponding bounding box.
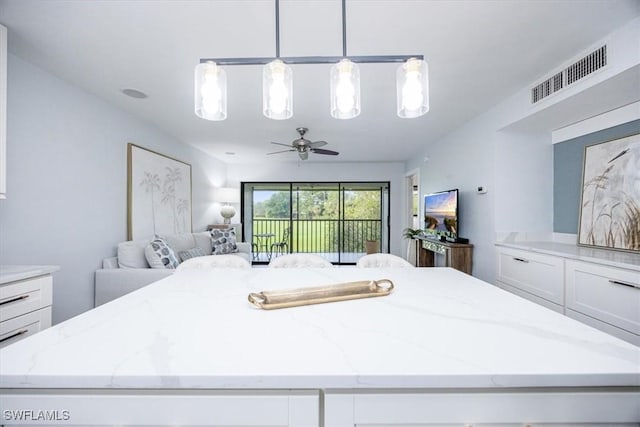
[121,88,148,99]
[225,152,236,155]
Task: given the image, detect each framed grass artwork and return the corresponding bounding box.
[127,143,192,241]
[578,133,639,252]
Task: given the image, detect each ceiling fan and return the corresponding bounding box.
[267,127,339,160]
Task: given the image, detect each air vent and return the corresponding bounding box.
[531,45,607,104]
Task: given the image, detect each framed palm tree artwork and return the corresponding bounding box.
[127,143,192,241]
[578,133,639,253]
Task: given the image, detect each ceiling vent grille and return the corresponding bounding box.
[531,45,607,104]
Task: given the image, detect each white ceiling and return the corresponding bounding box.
[1,0,639,163]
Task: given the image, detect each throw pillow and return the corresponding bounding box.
[178,247,205,263]
[145,236,180,269]
[210,227,238,255]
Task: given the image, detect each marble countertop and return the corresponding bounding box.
[495,241,640,271]
[0,267,638,390]
[0,265,60,284]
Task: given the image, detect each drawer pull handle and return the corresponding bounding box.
[609,279,640,290]
[0,295,29,306]
[513,257,529,263]
[0,329,28,343]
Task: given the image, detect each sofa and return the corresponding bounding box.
[95,231,251,306]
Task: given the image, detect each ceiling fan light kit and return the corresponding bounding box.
[194,0,428,122]
[268,127,339,160]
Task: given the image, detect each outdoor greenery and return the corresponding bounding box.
[253,189,382,253]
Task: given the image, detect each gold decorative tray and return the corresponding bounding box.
[248,279,394,310]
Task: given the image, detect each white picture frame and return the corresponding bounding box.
[127,143,192,240]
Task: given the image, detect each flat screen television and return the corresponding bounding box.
[423,188,458,241]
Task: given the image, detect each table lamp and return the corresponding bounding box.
[214,187,240,224]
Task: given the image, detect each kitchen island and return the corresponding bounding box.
[1,267,638,426]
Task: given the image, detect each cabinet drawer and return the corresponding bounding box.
[565,260,639,335]
[0,275,52,322]
[0,306,52,348]
[496,248,564,304]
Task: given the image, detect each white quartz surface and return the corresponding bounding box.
[0,265,60,284]
[0,267,638,390]
[495,241,640,271]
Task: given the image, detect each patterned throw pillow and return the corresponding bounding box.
[178,247,205,263]
[145,236,180,269]
[210,227,238,255]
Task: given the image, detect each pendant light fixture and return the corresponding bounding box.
[195,0,427,121]
[263,59,293,120]
[329,2,360,119]
[397,58,429,118]
[194,61,227,121]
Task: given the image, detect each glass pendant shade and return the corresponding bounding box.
[330,59,361,119]
[194,62,227,121]
[263,59,293,120]
[396,58,429,118]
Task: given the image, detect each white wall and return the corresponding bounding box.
[405,17,639,284]
[0,54,226,323]
[226,162,406,256]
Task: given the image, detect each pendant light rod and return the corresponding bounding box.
[275,0,280,58]
[342,0,347,57]
[200,55,423,66]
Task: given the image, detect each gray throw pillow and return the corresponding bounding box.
[178,247,205,262]
[210,227,238,255]
[145,236,179,269]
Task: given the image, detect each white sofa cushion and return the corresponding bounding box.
[117,239,150,269]
[193,231,214,255]
[165,233,197,253]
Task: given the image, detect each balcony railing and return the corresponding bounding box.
[252,218,381,263]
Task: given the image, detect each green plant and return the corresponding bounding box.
[402,227,423,239]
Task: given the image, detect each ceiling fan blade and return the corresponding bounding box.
[267,149,296,155]
[310,148,339,155]
[271,141,293,148]
[308,140,328,148]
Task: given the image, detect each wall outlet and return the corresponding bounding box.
[476,186,487,194]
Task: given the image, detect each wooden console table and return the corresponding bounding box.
[415,236,473,274]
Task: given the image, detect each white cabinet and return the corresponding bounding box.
[325,391,640,426]
[495,244,639,345]
[496,247,564,312]
[566,259,639,345]
[0,390,319,426]
[0,266,57,348]
[0,24,7,199]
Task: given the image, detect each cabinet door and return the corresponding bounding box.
[0,306,51,348]
[496,247,564,305]
[0,390,318,426]
[0,275,53,322]
[565,259,639,336]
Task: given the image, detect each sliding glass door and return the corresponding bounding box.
[242,182,390,264]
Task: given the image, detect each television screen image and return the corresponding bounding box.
[424,189,458,240]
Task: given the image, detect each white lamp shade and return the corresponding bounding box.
[330,59,361,119]
[263,59,293,120]
[195,62,227,121]
[396,58,429,118]
[214,187,240,204]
